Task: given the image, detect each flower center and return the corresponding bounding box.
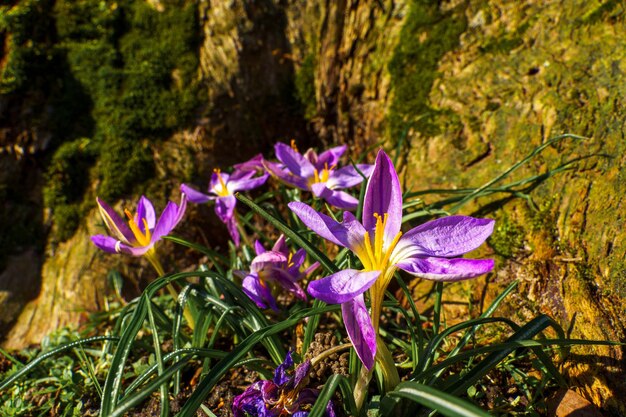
[311,163,333,184]
[124,209,152,247]
[213,169,231,197]
[273,388,301,415]
[359,213,403,271]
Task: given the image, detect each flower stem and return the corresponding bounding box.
[235,211,251,246]
[310,343,352,367]
[354,278,401,411]
[145,249,196,329]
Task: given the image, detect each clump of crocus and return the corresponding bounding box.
[289,150,495,373]
[264,141,374,210]
[232,351,335,417]
[180,158,269,246]
[91,194,187,274]
[235,235,319,311]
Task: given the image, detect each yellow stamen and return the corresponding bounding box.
[287,252,295,268]
[290,139,299,153]
[362,231,375,270]
[213,168,230,197]
[358,213,403,271]
[373,213,385,261]
[124,209,151,246]
[310,163,332,185]
[379,230,403,270]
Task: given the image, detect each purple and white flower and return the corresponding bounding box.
[181,160,269,246]
[264,141,374,210]
[232,351,335,417]
[289,150,495,369]
[91,194,187,257]
[236,235,319,311]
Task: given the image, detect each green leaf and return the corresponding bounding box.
[386,382,491,417]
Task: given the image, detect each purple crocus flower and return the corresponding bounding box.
[232,351,336,417]
[289,150,495,369]
[180,163,269,246]
[236,235,319,311]
[91,194,187,257]
[264,141,374,210]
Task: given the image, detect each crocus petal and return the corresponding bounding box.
[91,235,120,254]
[289,248,306,270]
[326,164,374,189]
[316,145,346,169]
[242,274,278,311]
[229,169,257,182]
[254,240,266,256]
[395,216,495,259]
[275,142,315,179]
[342,294,376,370]
[271,234,288,255]
[96,197,135,244]
[307,269,380,304]
[232,380,274,417]
[214,195,237,224]
[266,268,307,300]
[363,150,402,241]
[228,172,269,192]
[288,202,366,251]
[302,261,320,277]
[233,153,265,172]
[116,241,152,257]
[310,183,359,210]
[180,183,212,204]
[396,256,494,281]
[136,195,156,231]
[226,216,241,247]
[151,201,180,242]
[274,351,294,385]
[293,360,311,389]
[264,160,310,190]
[251,251,288,273]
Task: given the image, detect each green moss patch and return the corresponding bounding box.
[387,0,467,141]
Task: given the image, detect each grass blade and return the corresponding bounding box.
[386,382,491,417]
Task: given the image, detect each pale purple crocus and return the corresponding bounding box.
[232,351,336,417]
[264,141,374,210]
[180,164,269,246]
[236,235,319,311]
[91,194,187,258]
[289,150,495,369]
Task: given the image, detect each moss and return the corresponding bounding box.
[32,0,201,240]
[387,0,467,142]
[488,214,525,259]
[0,1,58,94]
[577,0,622,25]
[295,53,317,120]
[96,137,154,202]
[43,138,97,241]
